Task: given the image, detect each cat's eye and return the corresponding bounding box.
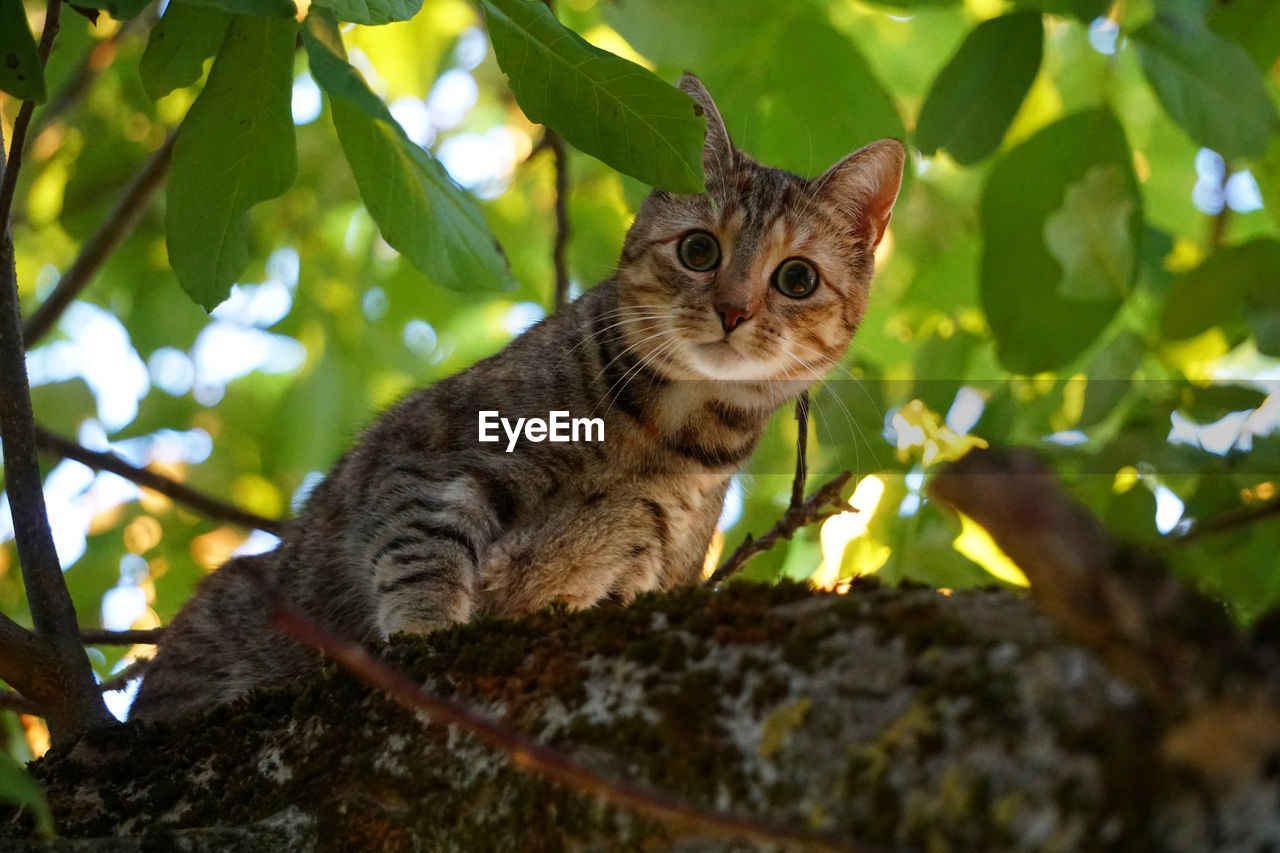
[773,258,819,298]
[678,231,721,271]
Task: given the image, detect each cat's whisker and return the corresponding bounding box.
[551,311,676,372]
[593,330,689,422]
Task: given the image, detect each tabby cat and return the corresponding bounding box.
[130,75,904,720]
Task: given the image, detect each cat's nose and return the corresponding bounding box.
[716,305,753,334]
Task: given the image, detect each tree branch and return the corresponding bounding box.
[927,447,1248,709]
[1149,494,1280,553]
[790,390,809,508]
[0,0,114,746]
[35,426,286,535]
[23,130,177,345]
[704,471,854,588]
[547,129,570,310]
[80,627,162,646]
[0,690,42,716]
[267,593,881,853]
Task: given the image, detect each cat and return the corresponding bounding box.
[129,74,904,721]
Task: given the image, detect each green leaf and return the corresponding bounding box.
[1133,15,1279,160]
[1246,288,1280,357]
[139,2,232,101]
[184,0,296,16]
[1078,331,1145,428]
[303,10,512,292]
[166,15,298,311]
[311,0,420,26]
[1211,0,1280,70]
[0,0,46,103]
[1010,0,1109,20]
[0,751,53,838]
[482,0,705,193]
[603,0,905,182]
[981,109,1143,373]
[1160,239,1280,341]
[1044,165,1136,302]
[916,12,1043,166]
[66,0,153,20]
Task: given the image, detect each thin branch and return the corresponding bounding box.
[80,628,163,646]
[0,0,114,746]
[35,426,286,535]
[23,130,177,345]
[0,690,42,716]
[98,658,150,693]
[267,594,883,853]
[548,129,570,310]
[705,471,854,588]
[1148,495,1280,554]
[536,0,570,310]
[790,390,810,508]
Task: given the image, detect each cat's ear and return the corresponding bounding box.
[817,139,905,248]
[678,73,735,184]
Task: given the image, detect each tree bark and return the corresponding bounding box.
[2,580,1276,852]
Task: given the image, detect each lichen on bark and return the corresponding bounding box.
[2,580,1277,851]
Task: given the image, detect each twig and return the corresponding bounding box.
[704,471,854,588]
[267,594,881,853]
[98,658,151,692]
[1148,495,1280,554]
[23,131,177,345]
[790,390,809,508]
[0,690,42,716]
[547,129,570,310]
[0,0,114,745]
[81,628,163,646]
[35,425,286,535]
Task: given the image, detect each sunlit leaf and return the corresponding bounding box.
[1133,14,1279,160]
[303,10,513,292]
[916,12,1043,166]
[604,0,905,179]
[482,0,705,193]
[312,0,420,26]
[166,15,298,310]
[0,751,52,838]
[139,2,232,101]
[0,0,46,103]
[1044,164,1136,302]
[1160,239,1280,341]
[981,109,1142,372]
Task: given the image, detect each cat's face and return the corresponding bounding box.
[615,75,904,386]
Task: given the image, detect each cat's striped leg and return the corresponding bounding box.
[357,463,515,637]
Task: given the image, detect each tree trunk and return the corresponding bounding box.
[2,579,1276,851]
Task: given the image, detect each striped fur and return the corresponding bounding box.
[131,75,904,720]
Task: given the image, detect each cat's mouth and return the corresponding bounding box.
[687,338,771,381]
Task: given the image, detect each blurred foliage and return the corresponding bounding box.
[2,0,1280,763]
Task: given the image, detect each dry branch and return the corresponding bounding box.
[705,470,853,588]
